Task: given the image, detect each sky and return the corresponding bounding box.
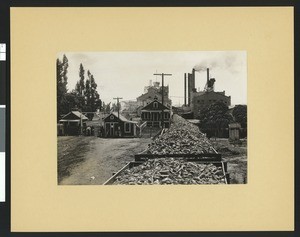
[57,51,247,106]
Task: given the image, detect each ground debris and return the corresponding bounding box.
[113,158,226,185]
[147,115,215,154]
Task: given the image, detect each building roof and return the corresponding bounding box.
[141,99,170,111]
[192,91,230,98]
[229,123,241,128]
[60,111,89,121]
[104,112,137,124]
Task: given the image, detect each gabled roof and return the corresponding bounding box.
[141,100,170,111]
[104,112,137,124]
[60,111,88,121]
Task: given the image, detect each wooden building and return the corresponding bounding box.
[141,98,171,128]
[103,112,137,138]
[229,122,241,140]
[59,111,89,136]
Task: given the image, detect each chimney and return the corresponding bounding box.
[207,68,209,84]
[184,73,187,106]
[192,68,196,91]
[188,73,192,106]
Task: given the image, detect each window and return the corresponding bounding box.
[164,112,169,119]
[110,115,114,120]
[125,123,130,132]
[153,102,158,108]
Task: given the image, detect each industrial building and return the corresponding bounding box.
[184,68,231,117]
[137,80,172,108]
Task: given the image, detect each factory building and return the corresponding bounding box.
[191,91,231,117]
[184,68,231,117]
[137,81,172,108]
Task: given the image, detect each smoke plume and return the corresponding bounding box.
[193,53,241,74]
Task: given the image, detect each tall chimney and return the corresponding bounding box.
[188,73,192,106]
[207,68,209,84]
[192,68,196,91]
[184,73,187,106]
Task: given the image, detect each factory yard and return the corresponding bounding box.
[58,136,152,185]
[210,138,247,184]
[58,117,247,185]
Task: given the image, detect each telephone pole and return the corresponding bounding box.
[153,73,172,128]
[113,97,123,119]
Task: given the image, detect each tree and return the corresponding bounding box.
[90,72,101,111]
[198,101,233,137]
[112,103,120,112]
[85,71,92,111]
[105,102,111,114]
[78,63,85,96]
[84,70,102,112]
[232,105,247,128]
[58,61,102,117]
[57,54,69,120]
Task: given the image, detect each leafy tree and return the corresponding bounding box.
[85,71,92,111]
[90,72,101,111]
[57,59,103,120]
[198,101,233,137]
[232,105,247,128]
[105,102,111,114]
[57,55,69,120]
[78,63,85,96]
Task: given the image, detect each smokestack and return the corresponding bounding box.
[188,73,192,106]
[192,68,196,91]
[207,68,209,84]
[184,73,187,106]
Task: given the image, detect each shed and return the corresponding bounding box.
[59,111,88,136]
[103,112,137,138]
[229,122,241,140]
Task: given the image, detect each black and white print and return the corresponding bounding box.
[57,51,247,185]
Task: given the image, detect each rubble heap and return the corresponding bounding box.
[147,114,215,154]
[113,158,226,185]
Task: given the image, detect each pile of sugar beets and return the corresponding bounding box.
[147,114,216,154]
[113,158,226,185]
[112,115,226,185]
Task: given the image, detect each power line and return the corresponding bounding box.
[153,73,172,128]
[113,97,123,119]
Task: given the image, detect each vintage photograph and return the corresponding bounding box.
[57,51,247,185]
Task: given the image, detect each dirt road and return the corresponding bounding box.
[58,136,152,185]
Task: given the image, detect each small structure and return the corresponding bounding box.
[141,98,171,128]
[59,111,89,136]
[229,122,241,140]
[103,112,137,138]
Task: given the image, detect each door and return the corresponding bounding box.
[110,123,114,137]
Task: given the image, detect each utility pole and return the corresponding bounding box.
[153,73,172,128]
[113,97,123,119]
